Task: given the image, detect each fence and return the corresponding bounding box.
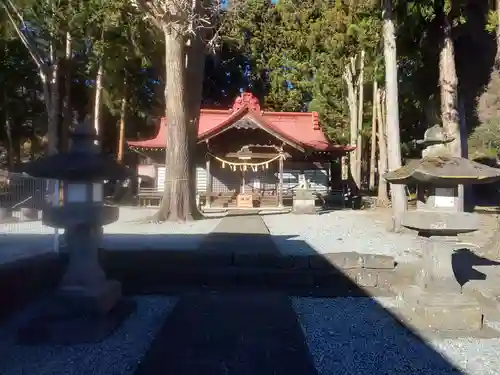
[0,172,60,264]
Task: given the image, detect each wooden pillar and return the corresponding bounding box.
[241,169,245,194]
[206,152,212,208]
[326,160,331,192]
[278,153,284,207]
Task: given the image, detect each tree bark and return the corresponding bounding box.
[184,4,207,220]
[439,14,463,210]
[47,41,59,155]
[382,0,407,231]
[3,91,14,170]
[61,32,72,152]
[93,61,104,146]
[3,0,58,155]
[117,78,127,163]
[477,0,500,257]
[343,56,360,189]
[369,80,377,190]
[356,50,365,189]
[155,27,192,222]
[376,88,389,205]
[496,0,500,65]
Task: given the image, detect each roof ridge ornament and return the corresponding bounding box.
[232,92,261,113]
[312,112,320,130]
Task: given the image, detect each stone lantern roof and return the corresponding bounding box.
[20,118,133,182]
[384,155,500,186]
[415,124,455,146]
[385,124,500,186]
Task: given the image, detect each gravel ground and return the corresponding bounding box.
[0,212,57,264]
[2,294,500,374]
[102,207,221,250]
[293,297,500,375]
[0,207,222,264]
[0,296,178,375]
[263,211,425,262]
[1,206,495,264]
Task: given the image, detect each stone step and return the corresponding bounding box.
[0,251,398,323]
[117,267,395,297]
[97,258,397,293]
[52,249,398,293]
[97,249,396,270]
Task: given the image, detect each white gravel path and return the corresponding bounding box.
[0,296,178,375]
[264,211,424,262]
[102,207,221,250]
[293,297,500,375]
[0,207,221,264]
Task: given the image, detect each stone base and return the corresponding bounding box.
[17,297,136,345]
[292,189,316,214]
[57,279,122,314]
[292,200,316,214]
[236,194,253,208]
[395,285,483,332]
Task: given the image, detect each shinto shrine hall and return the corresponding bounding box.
[127,92,353,209]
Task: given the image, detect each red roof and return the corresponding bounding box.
[127,92,354,153]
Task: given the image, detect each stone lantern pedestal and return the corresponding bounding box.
[16,117,135,345]
[292,189,316,214]
[293,175,317,214]
[397,208,484,332]
[384,125,500,333]
[44,199,120,314]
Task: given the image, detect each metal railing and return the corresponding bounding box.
[0,172,60,263]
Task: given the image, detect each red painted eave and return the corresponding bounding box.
[127,93,353,153]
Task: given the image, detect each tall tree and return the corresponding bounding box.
[1,0,64,154]
[133,0,218,221]
[369,76,377,191]
[376,86,389,205]
[439,0,463,209]
[382,0,407,231]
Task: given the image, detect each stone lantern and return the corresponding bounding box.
[384,125,500,332]
[293,171,316,214]
[18,117,134,344]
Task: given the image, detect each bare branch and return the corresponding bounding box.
[132,0,224,43]
[132,0,164,30]
[1,0,46,69]
[205,27,220,53]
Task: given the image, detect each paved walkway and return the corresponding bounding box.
[133,215,318,375]
[201,214,279,254]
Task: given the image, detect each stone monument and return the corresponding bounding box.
[384,125,500,332]
[293,171,316,214]
[17,117,135,345]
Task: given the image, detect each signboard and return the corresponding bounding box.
[341,156,348,180]
[274,172,297,179]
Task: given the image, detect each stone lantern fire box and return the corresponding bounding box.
[17,117,135,345]
[385,125,500,332]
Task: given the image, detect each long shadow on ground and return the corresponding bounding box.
[0,215,468,375]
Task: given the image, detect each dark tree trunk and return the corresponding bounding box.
[184,1,207,220]
[155,27,192,222]
[60,32,72,152]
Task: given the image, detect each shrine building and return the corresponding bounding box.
[127,92,353,210]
